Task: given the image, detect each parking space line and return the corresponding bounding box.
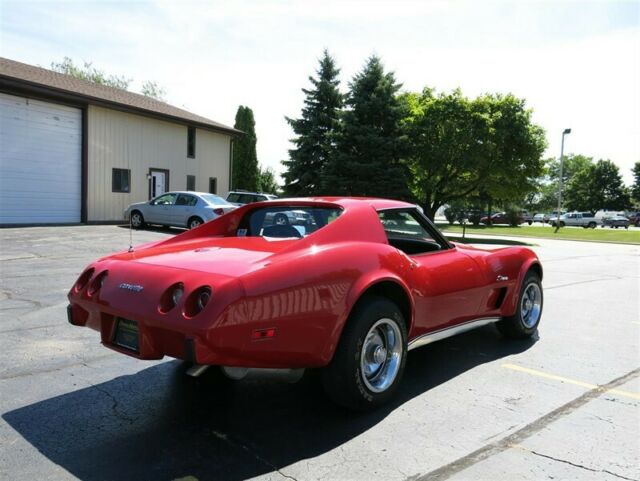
[501,363,640,401]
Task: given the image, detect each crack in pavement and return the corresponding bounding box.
[84,380,136,425]
[414,367,640,481]
[517,446,639,481]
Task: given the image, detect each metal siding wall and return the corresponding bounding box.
[0,92,81,223]
[87,106,231,221]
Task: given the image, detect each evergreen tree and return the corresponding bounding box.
[282,50,343,196]
[232,106,259,191]
[326,56,410,199]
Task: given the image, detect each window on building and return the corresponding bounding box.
[186,175,196,191]
[187,127,196,158]
[112,168,131,193]
[209,177,217,194]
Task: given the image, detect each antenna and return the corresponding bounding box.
[128,212,134,253]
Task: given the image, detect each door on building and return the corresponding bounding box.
[0,93,82,224]
[150,170,167,198]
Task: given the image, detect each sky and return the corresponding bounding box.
[1,0,639,184]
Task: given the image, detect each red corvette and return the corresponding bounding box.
[67,198,543,409]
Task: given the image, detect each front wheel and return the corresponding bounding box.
[588,222,596,229]
[497,271,543,339]
[130,211,145,229]
[322,297,407,410]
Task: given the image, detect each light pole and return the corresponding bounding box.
[554,128,572,232]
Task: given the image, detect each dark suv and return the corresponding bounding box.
[226,191,278,205]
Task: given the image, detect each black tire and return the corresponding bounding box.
[497,271,543,339]
[559,221,565,227]
[527,221,532,225]
[188,216,204,229]
[588,222,596,229]
[130,210,145,229]
[274,213,289,226]
[321,297,407,410]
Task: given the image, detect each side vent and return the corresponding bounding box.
[494,287,508,309]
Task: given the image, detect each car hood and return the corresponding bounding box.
[110,237,299,277]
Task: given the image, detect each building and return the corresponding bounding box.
[0,57,240,225]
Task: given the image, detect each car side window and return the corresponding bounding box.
[378,209,447,255]
[176,194,197,206]
[151,193,177,206]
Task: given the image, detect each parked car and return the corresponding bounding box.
[626,212,640,227]
[480,212,509,224]
[520,211,533,225]
[551,212,599,228]
[68,197,544,410]
[602,215,630,229]
[226,191,278,205]
[124,192,235,230]
[480,212,525,225]
[532,213,550,224]
[265,208,312,226]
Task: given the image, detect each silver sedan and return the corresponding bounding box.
[124,191,235,229]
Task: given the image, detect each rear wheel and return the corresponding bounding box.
[497,271,543,339]
[188,216,204,229]
[588,222,596,229]
[322,297,407,410]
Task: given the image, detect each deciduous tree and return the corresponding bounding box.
[631,161,640,205]
[402,90,546,219]
[258,166,279,194]
[564,159,630,212]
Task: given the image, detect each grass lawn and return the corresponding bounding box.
[437,224,640,244]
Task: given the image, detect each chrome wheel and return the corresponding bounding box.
[189,218,202,229]
[521,282,542,328]
[274,214,288,225]
[131,212,143,228]
[360,318,402,393]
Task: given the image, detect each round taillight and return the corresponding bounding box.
[184,286,212,318]
[74,268,95,292]
[172,285,184,305]
[159,283,184,313]
[197,288,211,310]
[88,271,108,296]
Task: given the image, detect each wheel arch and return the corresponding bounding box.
[503,257,543,316]
[322,275,414,364]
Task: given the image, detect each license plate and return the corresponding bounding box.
[113,318,139,352]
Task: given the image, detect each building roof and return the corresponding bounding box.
[0,57,241,136]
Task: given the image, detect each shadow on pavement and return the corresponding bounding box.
[4,326,536,481]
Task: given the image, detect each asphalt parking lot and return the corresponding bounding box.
[0,225,638,481]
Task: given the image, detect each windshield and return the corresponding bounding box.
[201,194,230,205]
[237,206,342,239]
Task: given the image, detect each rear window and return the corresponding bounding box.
[201,194,229,205]
[237,206,342,239]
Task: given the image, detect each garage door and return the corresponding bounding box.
[0,93,81,224]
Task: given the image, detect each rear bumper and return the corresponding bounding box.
[66,302,332,369]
